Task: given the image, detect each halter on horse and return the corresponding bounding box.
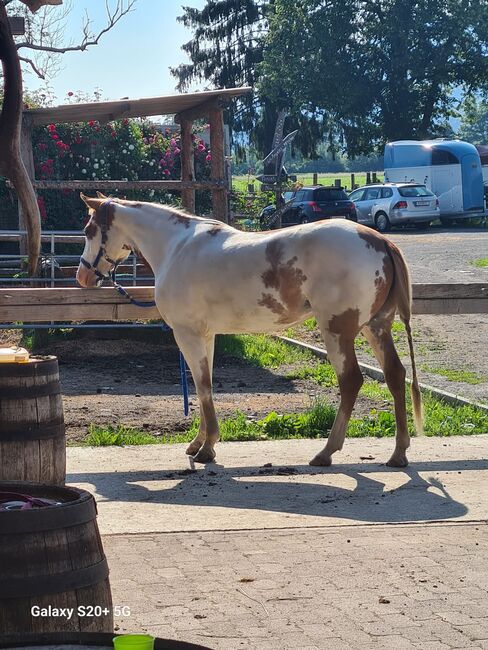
[77,193,423,468]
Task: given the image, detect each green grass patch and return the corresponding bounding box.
[85,425,163,446]
[286,363,337,387]
[470,258,488,268]
[218,333,312,368]
[421,365,485,385]
[423,393,488,436]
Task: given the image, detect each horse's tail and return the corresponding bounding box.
[385,239,424,436]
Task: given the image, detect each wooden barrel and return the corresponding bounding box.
[0,632,212,649]
[0,482,113,638]
[0,356,66,485]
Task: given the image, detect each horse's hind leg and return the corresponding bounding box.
[172,328,218,463]
[185,336,215,457]
[310,325,363,467]
[362,318,409,467]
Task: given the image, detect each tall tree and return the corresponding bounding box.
[459,96,488,144]
[261,0,488,156]
[171,1,284,157]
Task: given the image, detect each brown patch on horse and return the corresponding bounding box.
[357,224,387,254]
[258,294,286,317]
[259,240,308,323]
[207,224,223,236]
[371,254,394,317]
[199,358,212,393]
[92,201,116,231]
[84,221,98,240]
[328,308,361,382]
[170,210,192,229]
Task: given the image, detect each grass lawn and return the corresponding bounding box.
[232,172,384,193]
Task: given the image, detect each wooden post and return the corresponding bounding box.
[372,172,378,183]
[351,173,355,190]
[180,118,195,214]
[366,171,371,184]
[19,114,35,258]
[312,172,318,185]
[208,107,228,223]
[334,178,341,188]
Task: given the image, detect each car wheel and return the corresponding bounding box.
[299,215,309,224]
[416,221,430,230]
[375,212,390,233]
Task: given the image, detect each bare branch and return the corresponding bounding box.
[16,0,136,52]
[18,53,45,78]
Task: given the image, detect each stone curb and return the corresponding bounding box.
[278,335,488,413]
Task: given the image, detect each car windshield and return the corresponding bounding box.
[398,185,434,197]
[315,189,348,201]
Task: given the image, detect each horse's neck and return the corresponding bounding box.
[118,205,181,273]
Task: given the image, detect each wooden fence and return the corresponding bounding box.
[0,283,486,323]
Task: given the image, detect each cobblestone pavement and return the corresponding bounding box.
[66,437,488,649]
[106,522,488,650]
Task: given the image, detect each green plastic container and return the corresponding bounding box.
[113,634,155,650]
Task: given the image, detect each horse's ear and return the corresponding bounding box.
[96,191,108,199]
[80,193,102,211]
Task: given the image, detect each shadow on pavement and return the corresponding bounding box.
[66,458,488,524]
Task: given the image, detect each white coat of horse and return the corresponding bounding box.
[77,194,423,467]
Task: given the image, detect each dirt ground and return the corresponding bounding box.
[0,327,395,443]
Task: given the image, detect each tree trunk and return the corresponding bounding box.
[0,3,40,275]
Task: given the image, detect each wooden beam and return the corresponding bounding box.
[11,180,225,191]
[208,107,228,223]
[180,118,195,214]
[0,284,486,324]
[174,98,223,125]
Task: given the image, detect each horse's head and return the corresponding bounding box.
[76,193,131,288]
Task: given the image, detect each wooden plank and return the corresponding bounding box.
[413,283,488,299]
[0,286,155,305]
[180,118,195,214]
[28,179,225,191]
[209,107,228,223]
[413,299,488,315]
[26,87,253,126]
[174,97,222,124]
[0,285,487,323]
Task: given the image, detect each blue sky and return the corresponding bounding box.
[25,0,207,103]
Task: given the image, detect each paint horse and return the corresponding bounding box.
[77,194,423,467]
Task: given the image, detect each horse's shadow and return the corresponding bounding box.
[67,458,486,524]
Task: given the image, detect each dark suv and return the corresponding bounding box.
[260,186,357,227]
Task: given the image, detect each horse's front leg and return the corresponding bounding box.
[185,336,215,457]
[172,328,218,463]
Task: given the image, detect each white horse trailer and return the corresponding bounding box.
[384,140,486,223]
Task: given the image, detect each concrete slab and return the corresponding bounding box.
[66,435,488,535]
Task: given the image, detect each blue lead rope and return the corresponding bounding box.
[110,279,190,416]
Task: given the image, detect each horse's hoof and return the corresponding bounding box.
[193,448,216,464]
[309,454,332,467]
[386,455,408,468]
[186,443,201,456]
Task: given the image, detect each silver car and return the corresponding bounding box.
[349,183,440,232]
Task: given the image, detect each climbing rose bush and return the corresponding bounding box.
[32,118,212,229]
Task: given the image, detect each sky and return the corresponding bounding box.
[24,0,207,104]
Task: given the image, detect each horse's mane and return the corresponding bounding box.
[109,196,234,230]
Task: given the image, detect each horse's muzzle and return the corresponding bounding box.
[76,264,99,288]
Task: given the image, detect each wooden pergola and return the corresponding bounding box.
[19,86,252,227]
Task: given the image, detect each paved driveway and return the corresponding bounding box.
[387,227,488,283]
